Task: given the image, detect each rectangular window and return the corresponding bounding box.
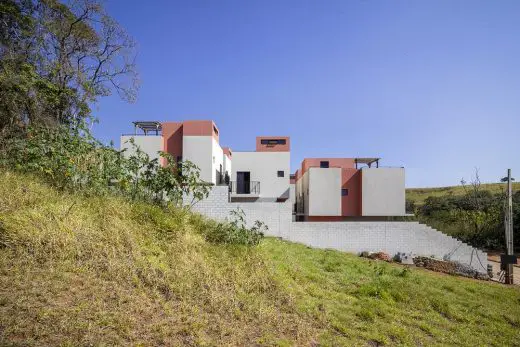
[261,139,286,145]
[320,161,329,168]
[277,170,284,177]
[341,188,349,196]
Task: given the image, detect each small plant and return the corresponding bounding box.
[201,208,267,246]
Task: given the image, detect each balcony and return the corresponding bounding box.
[229,181,260,197]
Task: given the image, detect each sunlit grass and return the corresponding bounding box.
[1,170,519,346]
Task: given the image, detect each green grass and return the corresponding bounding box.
[1,170,519,346]
[407,182,520,205]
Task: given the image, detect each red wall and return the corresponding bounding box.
[342,168,361,216]
[296,158,362,217]
[256,136,290,152]
[161,122,183,166]
[183,120,219,142]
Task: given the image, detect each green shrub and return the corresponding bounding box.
[201,208,267,246]
[0,124,210,208]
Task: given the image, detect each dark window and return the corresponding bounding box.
[320,161,329,168]
[277,170,284,177]
[261,139,286,145]
[213,125,219,135]
[341,188,349,196]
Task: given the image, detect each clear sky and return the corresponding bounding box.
[92,0,520,188]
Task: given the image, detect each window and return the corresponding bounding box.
[341,188,349,196]
[320,161,329,168]
[261,139,286,145]
[213,125,219,135]
[277,170,284,177]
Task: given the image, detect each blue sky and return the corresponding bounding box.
[93,0,520,188]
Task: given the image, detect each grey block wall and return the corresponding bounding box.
[187,186,292,237]
[186,186,488,273]
[287,222,488,273]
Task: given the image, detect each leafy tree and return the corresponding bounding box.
[0,0,138,136]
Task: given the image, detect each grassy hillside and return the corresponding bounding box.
[406,182,520,205]
[1,171,519,346]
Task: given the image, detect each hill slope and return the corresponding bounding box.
[1,171,519,346]
[406,182,520,205]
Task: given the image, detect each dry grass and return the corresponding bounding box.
[1,170,520,346]
[0,170,318,346]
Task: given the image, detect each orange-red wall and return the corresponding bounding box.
[342,168,362,216]
[183,120,219,142]
[296,158,362,218]
[161,122,183,166]
[161,120,222,166]
[256,136,290,152]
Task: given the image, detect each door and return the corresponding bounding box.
[236,171,250,194]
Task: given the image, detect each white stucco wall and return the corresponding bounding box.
[308,168,342,216]
[120,135,163,161]
[232,151,290,199]
[211,138,224,184]
[361,167,406,216]
[303,171,309,215]
[223,154,232,179]
[182,136,214,183]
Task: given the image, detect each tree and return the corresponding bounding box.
[459,169,503,247]
[0,0,138,135]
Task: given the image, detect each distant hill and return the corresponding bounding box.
[406,182,520,205]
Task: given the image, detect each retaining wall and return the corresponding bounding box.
[186,186,488,273]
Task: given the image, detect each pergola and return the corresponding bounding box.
[132,121,162,135]
[354,157,380,169]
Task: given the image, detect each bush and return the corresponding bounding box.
[201,208,267,246]
[0,124,210,208]
[414,190,519,251]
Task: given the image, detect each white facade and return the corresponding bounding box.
[120,135,163,161]
[361,167,406,216]
[222,153,232,184]
[182,136,226,184]
[307,167,342,216]
[231,151,290,200]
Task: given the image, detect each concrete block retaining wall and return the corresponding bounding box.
[186,186,488,273]
[188,186,292,237]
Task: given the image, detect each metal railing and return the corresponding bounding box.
[229,181,260,195]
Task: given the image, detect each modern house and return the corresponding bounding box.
[294,158,405,221]
[119,119,487,274]
[121,120,231,185]
[121,120,404,217]
[231,137,290,202]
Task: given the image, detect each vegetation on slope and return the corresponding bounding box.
[406,180,520,251]
[407,182,520,205]
[1,170,520,346]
